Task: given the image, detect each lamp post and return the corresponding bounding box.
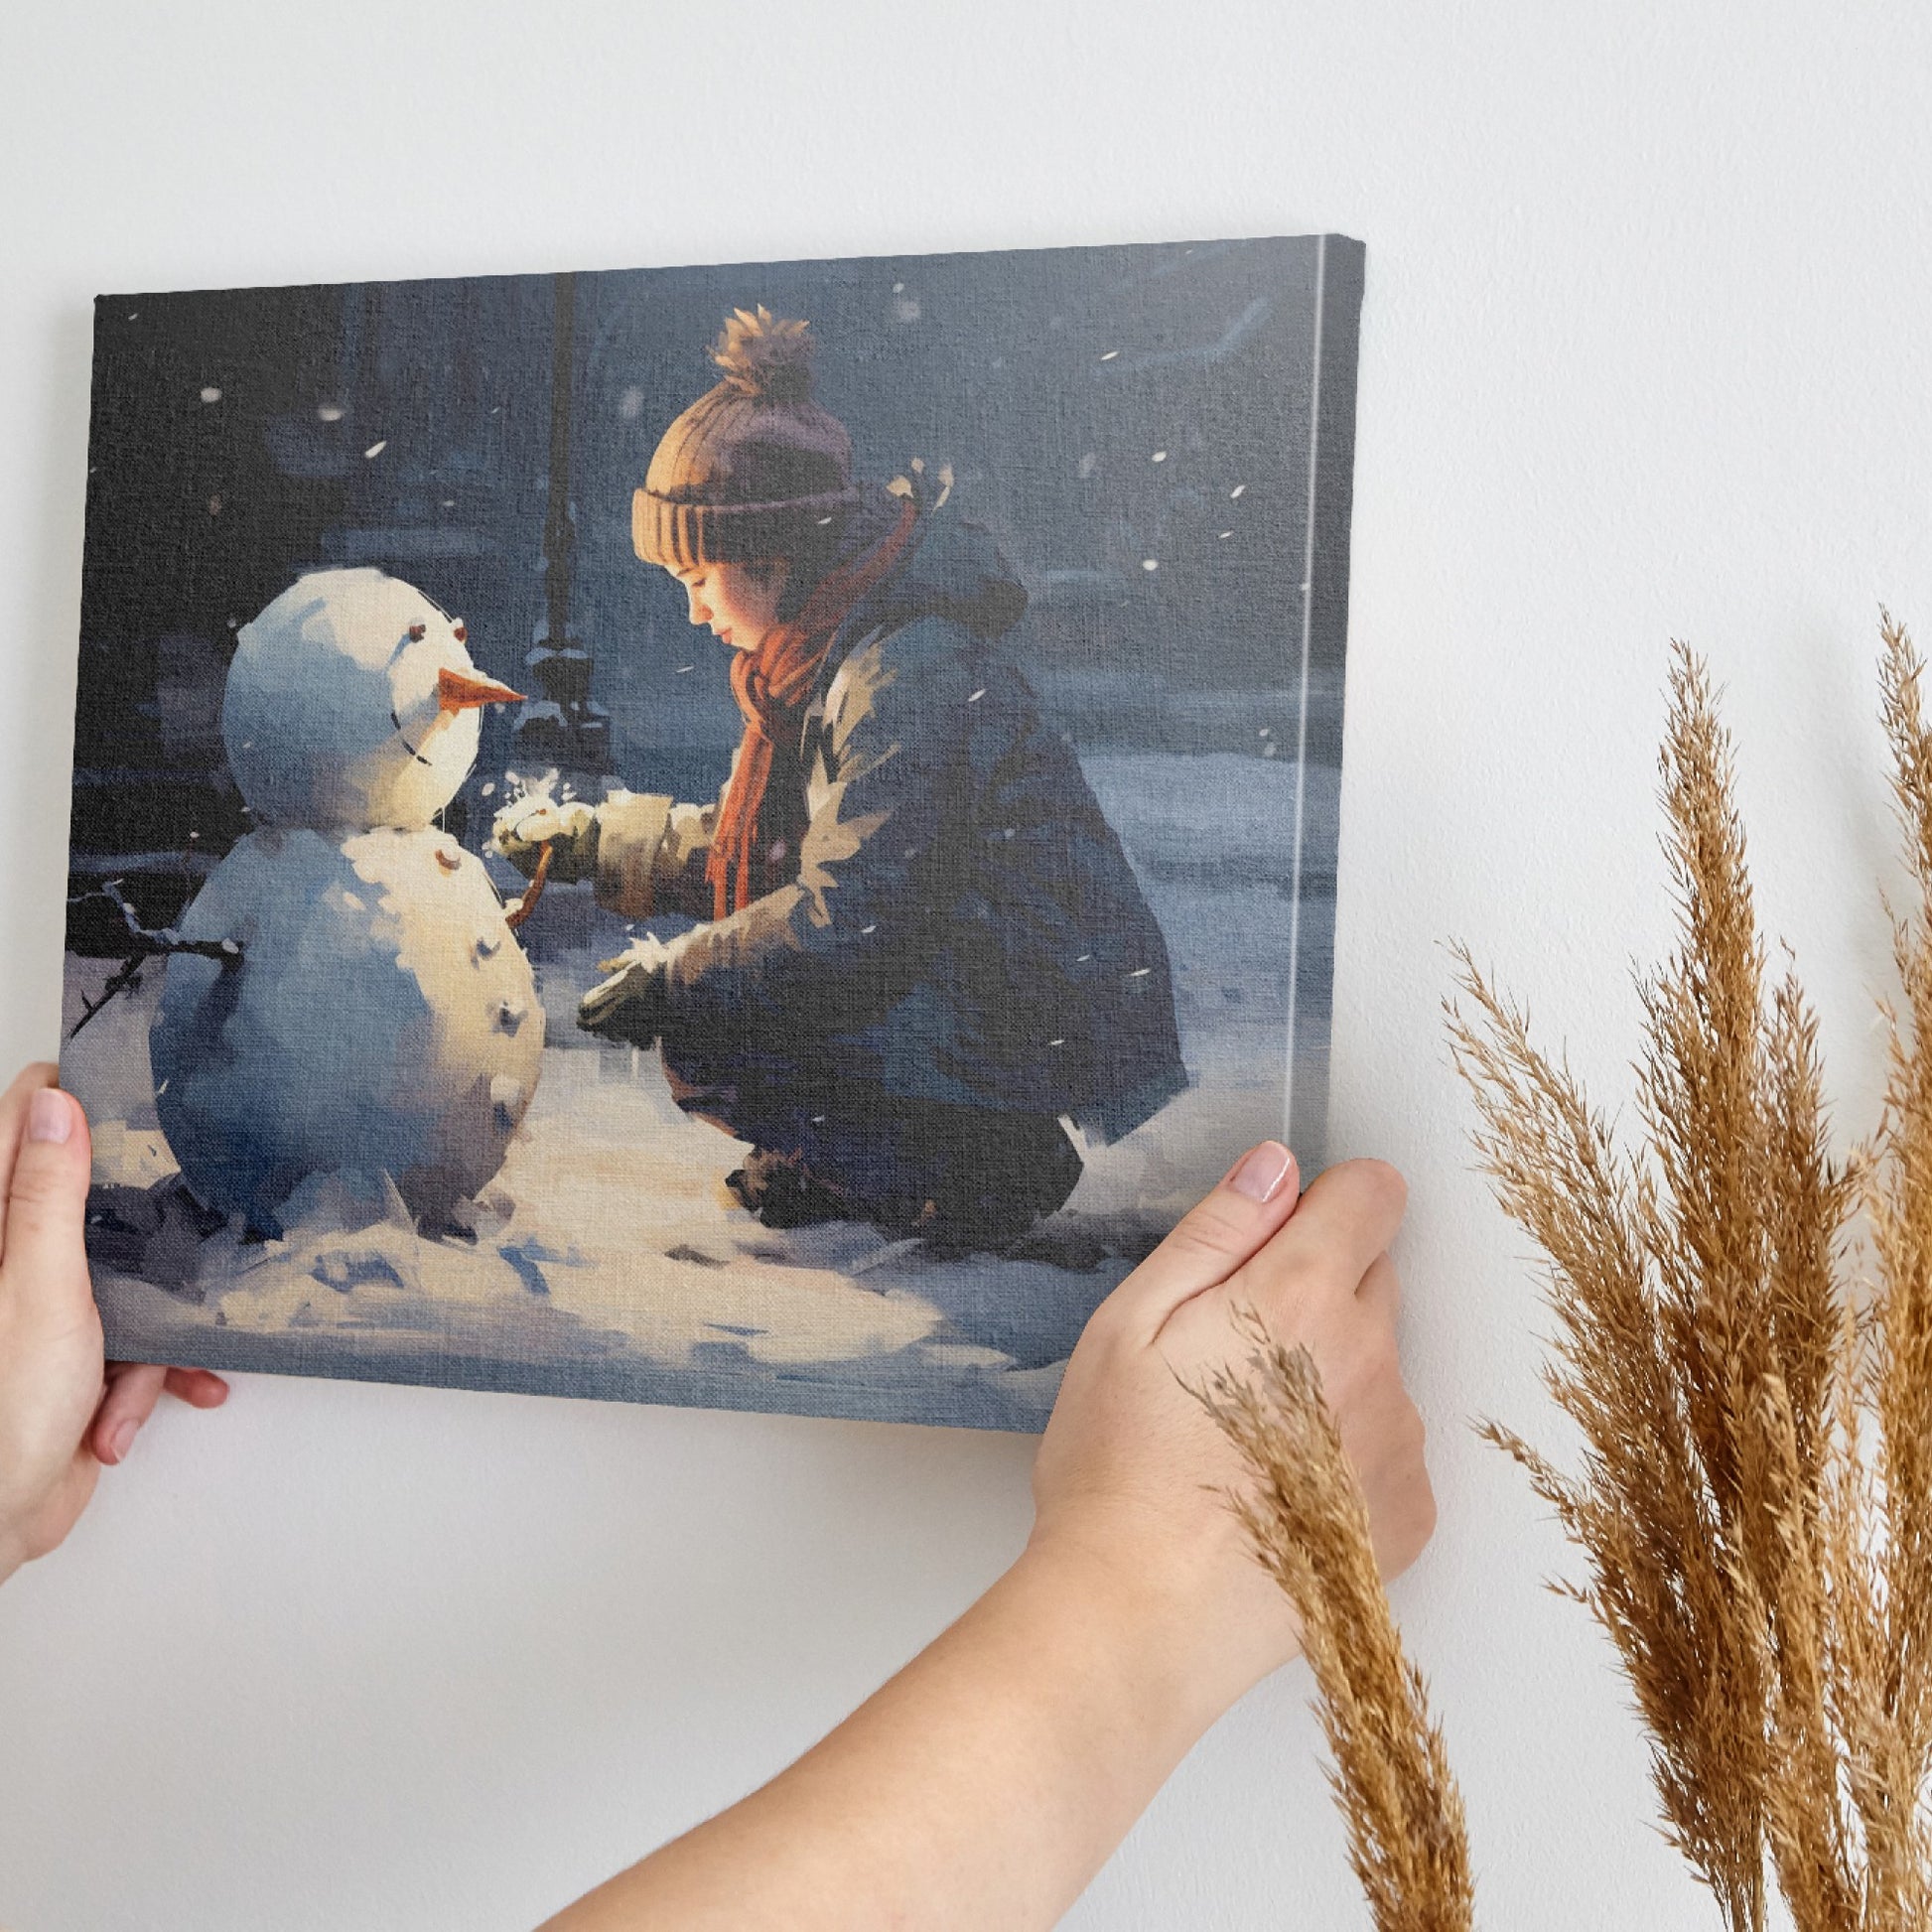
[511,270,612,777]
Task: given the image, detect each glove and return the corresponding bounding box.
[578,935,673,1047]
[492,796,599,884]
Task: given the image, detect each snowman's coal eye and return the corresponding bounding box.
[408,622,427,641]
[453,622,468,643]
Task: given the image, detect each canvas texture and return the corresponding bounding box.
[61,234,1364,1432]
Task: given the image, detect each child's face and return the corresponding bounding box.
[670,560,789,652]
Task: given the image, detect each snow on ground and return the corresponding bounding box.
[68,752,1333,1433]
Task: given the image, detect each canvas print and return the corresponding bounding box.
[62,234,1363,1431]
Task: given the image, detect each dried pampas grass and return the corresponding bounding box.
[1208,620,1932,1931]
[1200,1313,1474,1932]
[1446,620,1932,1929]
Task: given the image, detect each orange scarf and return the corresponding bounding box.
[709,497,918,918]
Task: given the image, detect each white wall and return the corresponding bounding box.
[2,2,1928,1924]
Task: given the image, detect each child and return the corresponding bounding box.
[495,308,1187,1251]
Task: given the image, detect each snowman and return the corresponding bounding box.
[149,566,545,1235]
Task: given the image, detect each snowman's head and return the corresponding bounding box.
[223,567,522,831]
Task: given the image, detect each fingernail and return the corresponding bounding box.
[27,1089,72,1145]
[1229,1141,1294,1203]
[107,1418,138,1463]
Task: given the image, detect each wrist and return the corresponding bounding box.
[1004,1528,1281,1750]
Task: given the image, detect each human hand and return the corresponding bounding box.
[492,794,599,883]
[1028,1146,1433,1725]
[578,935,672,1045]
[0,1063,227,1584]
[536,1148,1432,1932]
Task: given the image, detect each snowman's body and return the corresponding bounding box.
[151,568,542,1232]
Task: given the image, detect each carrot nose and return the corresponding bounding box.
[438,666,525,713]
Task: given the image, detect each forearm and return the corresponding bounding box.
[541,1542,1237,1931]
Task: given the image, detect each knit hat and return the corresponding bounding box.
[631,308,861,569]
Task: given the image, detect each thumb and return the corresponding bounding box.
[2,1083,96,1329]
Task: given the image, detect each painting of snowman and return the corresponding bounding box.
[148,566,539,1236]
[63,235,1363,1431]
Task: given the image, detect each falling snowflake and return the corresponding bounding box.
[619,386,644,421]
[317,403,345,423]
[200,386,221,404]
[364,440,387,460]
[1099,348,1121,362]
[502,768,562,810]
[967,688,986,704]
[1151,451,1168,464]
[1077,452,1097,479]
[1142,559,1159,572]
[1219,530,1233,539]
[1229,483,1246,499]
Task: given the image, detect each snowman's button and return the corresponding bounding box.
[494,999,528,1035]
[435,845,462,873]
[474,929,502,960]
[489,1074,525,1126]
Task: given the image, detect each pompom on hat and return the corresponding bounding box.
[632,307,861,569]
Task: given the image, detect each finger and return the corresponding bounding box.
[580,964,627,1013]
[0,1062,61,1261]
[1237,1159,1408,1309]
[501,807,559,849]
[163,1365,230,1408]
[92,1362,168,1464]
[1105,1142,1301,1335]
[579,962,649,1028]
[1,1082,95,1328]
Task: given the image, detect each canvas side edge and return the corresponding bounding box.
[1285,235,1365,1172]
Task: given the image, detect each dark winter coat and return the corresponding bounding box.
[633,502,1187,1144]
